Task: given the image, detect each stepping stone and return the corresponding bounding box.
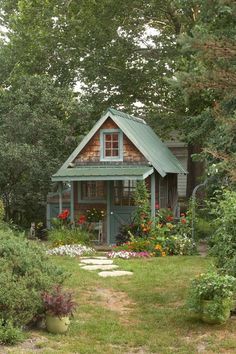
[80,264,119,271]
[80,256,108,260]
[98,270,133,278]
[80,259,113,265]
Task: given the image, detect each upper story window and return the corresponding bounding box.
[100,129,123,161]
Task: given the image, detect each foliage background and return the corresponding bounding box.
[0,0,235,225]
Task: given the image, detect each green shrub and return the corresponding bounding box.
[0,320,25,345]
[0,199,4,222]
[133,181,151,237]
[187,272,236,319]
[209,189,236,275]
[48,227,91,246]
[195,217,214,240]
[0,227,66,327]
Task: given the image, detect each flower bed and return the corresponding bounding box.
[111,233,196,258]
[47,244,95,257]
[107,250,151,259]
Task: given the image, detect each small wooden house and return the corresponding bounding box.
[50,108,187,244]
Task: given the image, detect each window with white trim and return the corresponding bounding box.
[100,130,123,161]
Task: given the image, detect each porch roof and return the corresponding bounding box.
[52,165,154,182]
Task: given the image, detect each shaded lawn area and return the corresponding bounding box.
[7,256,236,353]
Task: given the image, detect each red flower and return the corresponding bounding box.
[180,213,185,217]
[181,218,187,224]
[155,203,159,209]
[78,215,86,225]
[58,209,70,220]
[166,215,174,222]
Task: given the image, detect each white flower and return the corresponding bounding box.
[46,244,95,257]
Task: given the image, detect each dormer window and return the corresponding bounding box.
[100,129,123,161]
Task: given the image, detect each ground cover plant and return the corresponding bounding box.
[7,255,236,354]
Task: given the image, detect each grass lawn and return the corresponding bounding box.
[6,255,236,354]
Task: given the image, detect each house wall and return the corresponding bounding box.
[165,142,188,198]
[73,118,147,165]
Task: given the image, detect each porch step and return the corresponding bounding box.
[94,245,113,252]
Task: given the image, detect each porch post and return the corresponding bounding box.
[70,181,75,225]
[46,203,51,229]
[151,172,156,218]
[106,181,111,244]
[58,182,63,213]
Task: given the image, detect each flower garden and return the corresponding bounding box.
[0,188,236,351]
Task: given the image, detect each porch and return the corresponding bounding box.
[49,165,178,245]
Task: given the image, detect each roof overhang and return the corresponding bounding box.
[52,166,154,182]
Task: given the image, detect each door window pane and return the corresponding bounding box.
[113,181,136,206]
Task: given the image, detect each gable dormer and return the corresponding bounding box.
[72,117,147,165]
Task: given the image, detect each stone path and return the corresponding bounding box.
[198,240,208,257]
[80,259,114,265]
[81,264,119,271]
[79,256,133,277]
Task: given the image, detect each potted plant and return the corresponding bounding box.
[42,285,77,334]
[187,271,236,324]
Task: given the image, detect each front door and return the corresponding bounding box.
[109,180,136,244]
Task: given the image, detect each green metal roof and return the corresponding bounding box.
[58,107,187,178]
[52,165,154,182]
[107,108,186,176]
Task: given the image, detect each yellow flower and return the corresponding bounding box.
[155,244,162,250]
[166,223,174,229]
[161,252,166,257]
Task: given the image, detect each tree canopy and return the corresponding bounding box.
[0,75,81,224]
[0,0,235,224]
[176,0,236,183]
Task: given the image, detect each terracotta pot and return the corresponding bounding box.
[45,314,70,334]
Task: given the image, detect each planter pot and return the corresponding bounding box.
[45,314,70,334]
[201,299,232,324]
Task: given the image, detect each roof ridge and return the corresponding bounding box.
[108,107,147,125]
